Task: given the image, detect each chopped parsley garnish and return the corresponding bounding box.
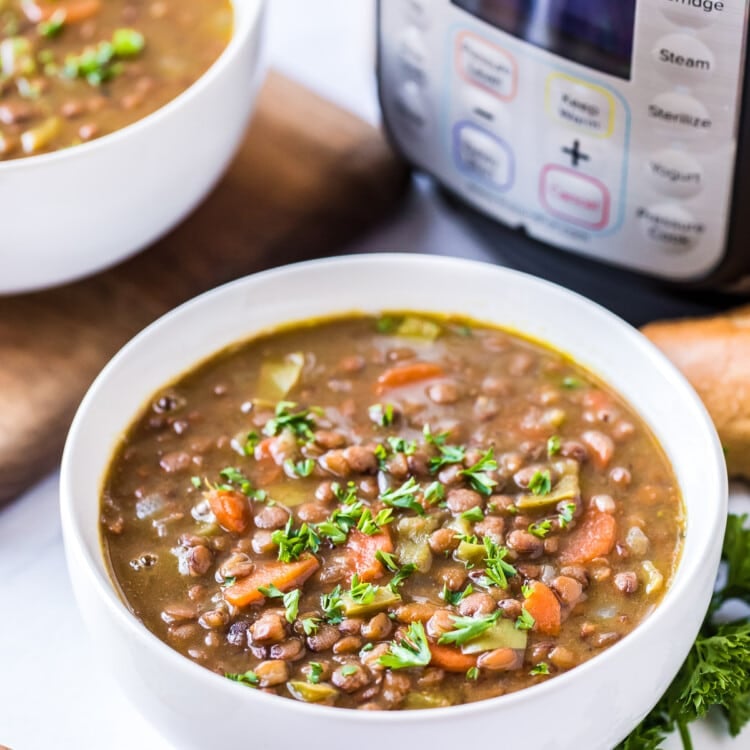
[515,607,536,631]
[340,664,359,677]
[547,435,561,456]
[380,477,425,515]
[379,621,432,670]
[349,575,378,605]
[481,537,518,589]
[38,10,65,38]
[376,316,399,334]
[530,662,550,676]
[424,424,466,473]
[357,507,393,535]
[528,519,552,538]
[219,466,253,495]
[225,670,259,687]
[459,449,498,496]
[257,584,301,623]
[263,401,317,443]
[528,469,552,497]
[439,611,501,646]
[562,376,583,389]
[423,481,445,505]
[308,662,323,684]
[619,514,750,749]
[221,576,237,589]
[374,551,417,591]
[461,506,485,522]
[190,476,202,489]
[302,617,321,636]
[369,403,395,427]
[284,458,316,478]
[272,517,320,562]
[320,586,344,624]
[558,503,577,528]
[441,583,474,605]
[387,436,417,455]
[233,430,260,457]
[467,666,480,680]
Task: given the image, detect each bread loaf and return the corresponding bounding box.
[642,307,750,479]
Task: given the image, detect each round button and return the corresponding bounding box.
[395,80,427,131]
[661,1,723,28]
[398,26,428,80]
[648,92,712,137]
[652,33,715,81]
[462,86,511,133]
[646,149,703,198]
[637,203,705,251]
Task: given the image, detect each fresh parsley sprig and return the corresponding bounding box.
[619,514,750,750]
[459,449,498,496]
[272,517,320,562]
[380,477,425,515]
[438,611,501,646]
[263,401,318,442]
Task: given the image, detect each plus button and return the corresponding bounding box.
[562,139,590,168]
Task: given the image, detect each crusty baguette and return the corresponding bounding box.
[642,306,750,479]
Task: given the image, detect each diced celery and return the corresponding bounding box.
[20,116,60,154]
[287,681,339,703]
[396,516,439,573]
[445,515,472,538]
[395,316,442,341]
[263,480,311,507]
[340,588,402,617]
[404,692,453,710]
[461,620,528,654]
[642,561,664,595]
[256,352,304,400]
[516,473,579,510]
[456,540,485,567]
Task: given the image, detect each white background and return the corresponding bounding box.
[1,2,748,748]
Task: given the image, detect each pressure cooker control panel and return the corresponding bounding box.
[378,0,748,280]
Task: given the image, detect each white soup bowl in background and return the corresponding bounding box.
[0,0,266,295]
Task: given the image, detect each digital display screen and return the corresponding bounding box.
[452,0,637,79]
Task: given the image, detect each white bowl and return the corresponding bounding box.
[0,0,266,295]
[60,254,727,750]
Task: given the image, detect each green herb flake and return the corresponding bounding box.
[272,517,320,562]
[285,458,316,478]
[302,617,321,636]
[379,621,431,670]
[225,670,259,688]
[263,401,318,443]
[219,467,253,496]
[562,376,583,390]
[528,469,552,497]
[467,666,480,680]
[530,662,550,676]
[439,611,501,646]
[190,476,203,489]
[38,9,65,38]
[558,503,577,528]
[112,28,145,57]
[515,607,535,631]
[308,661,323,684]
[461,506,485,522]
[481,537,518,589]
[459,449,498,496]
[320,585,344,624]
[528,519,552,539]
[547,435,562,456]
[441,583,474,606]
[340,665,359,677]
[369,403,395,427]
[380,477,425,515]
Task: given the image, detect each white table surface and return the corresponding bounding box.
[1,2,749,748]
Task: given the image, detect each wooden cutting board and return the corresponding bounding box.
[0,70,410,506]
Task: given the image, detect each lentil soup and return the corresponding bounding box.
[101,314,684,710]
[0,0,232,159]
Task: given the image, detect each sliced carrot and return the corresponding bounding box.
[524,581,562,637]
[206,489,251,535]
[559,510,617,565]
[23,0,102,23]
[429,643,477,673]
[223,553,319,608]
[345,528,393,582]
[375,362,445,394]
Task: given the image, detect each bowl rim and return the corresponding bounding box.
[0,0,264,171]
[60,252,728,725]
